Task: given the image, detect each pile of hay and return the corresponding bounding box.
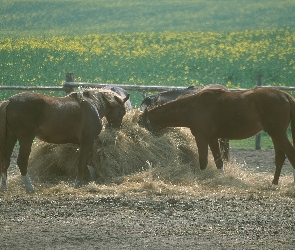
[28,110,214,184]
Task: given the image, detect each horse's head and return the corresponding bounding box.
[104,93,130,128]
[140,96,154,111]
[103,85,133,112]
[141,108,159,132]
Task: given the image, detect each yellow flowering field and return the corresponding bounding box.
[0,28,295,104]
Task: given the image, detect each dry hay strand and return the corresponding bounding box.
[28,110,210,184]
[29,142,79,181]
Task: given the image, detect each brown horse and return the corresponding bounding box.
[140,84,230,161]
[142,87,295,185]
[0,88,130,192]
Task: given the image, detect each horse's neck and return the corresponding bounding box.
[150,104,188,128]
[90,93,108,118]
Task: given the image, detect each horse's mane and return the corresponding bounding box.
[97,89,123,107]
[69,88,123,109]
[148,88,227,112]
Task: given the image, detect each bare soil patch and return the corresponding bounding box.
[1,118,295,249]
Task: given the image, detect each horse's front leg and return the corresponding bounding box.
[1,170,7,189]
[76,139,95,185]
[209,139,225,173]
[87,151,97,181]
[219,138,230,161]
[192,132,209,170]
[17,136,34,192]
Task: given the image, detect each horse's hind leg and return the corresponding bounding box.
[272,144,286,185]
[76,138,95,184]
[271,134,295,185]
[209,139,224,173]
[219,138,230,161]
[0,129,17,189]
[17,135,34,192]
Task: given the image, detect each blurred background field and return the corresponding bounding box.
[1,0,294,37]
[1,0,295,149]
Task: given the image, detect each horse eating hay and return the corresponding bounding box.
[140,84,230,161]
[103,85,132,112]
[0,88,130,192]
[142,87,295,185]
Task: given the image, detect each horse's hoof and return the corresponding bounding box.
[24,185,34,193]
[26,188,34,194]
[0,185,7,191]
[25,184,34,193]
[87,165,97,180]
[272,180,278,185]
[23,174,34,193]
[75,180,86,188]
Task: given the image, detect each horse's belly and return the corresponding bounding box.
[37,135,80,145]
[36,129,80,145]
[218,121,263,140]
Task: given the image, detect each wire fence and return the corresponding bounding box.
[1,73,295,151]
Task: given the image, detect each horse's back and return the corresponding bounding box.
[7,92,79,122]
[193,88,292,138]
[7,92,49,125]
[6,92,88,143]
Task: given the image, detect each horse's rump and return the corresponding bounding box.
[0,101,9,165]
[283,93,295,146]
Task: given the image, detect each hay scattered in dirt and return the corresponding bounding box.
[24,110,295,199]
[3,119,295,249]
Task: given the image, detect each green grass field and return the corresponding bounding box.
[1,30,295,104]
[1,0,295,149]
[1,0,295,37]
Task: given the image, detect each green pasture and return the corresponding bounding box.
[1,29,295,105]
[1,0,295,37]
[1,29,295,149]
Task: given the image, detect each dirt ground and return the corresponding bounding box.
[1,148,295,250]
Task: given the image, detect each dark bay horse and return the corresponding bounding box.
[103,85,132,112]
[0,88,130,192]
[140,85,200,111]
[142,87,295,185]
[140,84,230,161]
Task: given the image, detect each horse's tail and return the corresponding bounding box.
[0,101,9,169]
[287,94,295,147]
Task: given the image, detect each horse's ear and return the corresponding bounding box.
[83,91,90,98]
[102,92,120,107]
[123,94,130,103]
[114,95,124,105]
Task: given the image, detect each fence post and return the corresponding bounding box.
[255,75,263,150]
[65,73,75,94]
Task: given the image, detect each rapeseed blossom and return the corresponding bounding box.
[0,29,294,99]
